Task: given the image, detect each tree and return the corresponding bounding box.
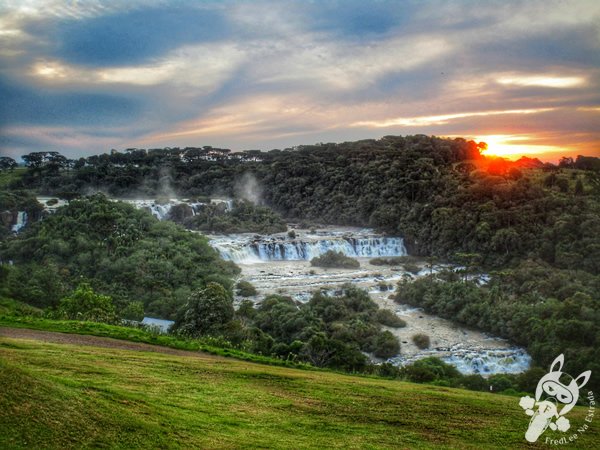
[58,283,116,323]
[0,157,17,171]
[22,152,46,169]
[173,282,234,337]
[372,331,400,358]
[121,301,145,321]
[559,157,574,168]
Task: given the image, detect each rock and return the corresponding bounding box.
[0,210,15,228]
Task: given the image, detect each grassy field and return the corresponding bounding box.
[0,313,311,370]
[1,334,597,449]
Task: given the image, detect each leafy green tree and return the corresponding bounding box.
[173,282,234,337]
[121,301,145,321]
[0,157,17,171]
[58,283,116,323]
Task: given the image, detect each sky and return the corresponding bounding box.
[0,0,599,162]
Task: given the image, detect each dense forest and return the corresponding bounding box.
[5,136,599,266]
[1,135,599,389]
[0,194,240,319]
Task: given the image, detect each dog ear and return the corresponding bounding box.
[549,354,564,373]
[575,370,591,389]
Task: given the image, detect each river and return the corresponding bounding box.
[210,226,531,376]
[34,196,531,375]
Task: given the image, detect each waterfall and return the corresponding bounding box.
[122,199,210,220]
[441,348,532,375]
[388,346,531,376]
[11,211,27,233]
[212,234,407,263]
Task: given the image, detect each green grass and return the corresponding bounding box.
[1,336,597,449]
[0,315,311,370]
[0,298,43,317]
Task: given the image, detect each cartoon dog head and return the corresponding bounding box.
[535,354,591,416]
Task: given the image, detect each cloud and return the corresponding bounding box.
[351,108,556,128]
[0,76,142,127]
[39,4,229,67]
[495,74,586,88]
[27,42,245,88]
[1,0,599,161]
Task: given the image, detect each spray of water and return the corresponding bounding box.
[235,172,263,204]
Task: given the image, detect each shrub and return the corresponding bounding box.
[412,333,430,349]
[173,282,234,337]
[403,263,421,274]
[372,331,400,358]
[401,357,461,383]
[57,283,117,323]
[237,299,256,319]
[120,301,145,321]
[378,362,401,378]
[310,250,360,269]
[371,256,420,266]
[375,309,406,328]
[236,280,258,297]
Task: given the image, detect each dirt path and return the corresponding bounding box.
[0,327,220,360]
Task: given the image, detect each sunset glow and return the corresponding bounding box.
[475,135,567,160]
[0,1,599,160]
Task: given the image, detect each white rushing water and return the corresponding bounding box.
[141,317,174,333]
[210,228,532,376]
[11,211,27,233]
[211,229,407,263]
[37,196,232,222]
[124,198,233,220]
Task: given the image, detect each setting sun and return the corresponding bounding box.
[475,135,566,160]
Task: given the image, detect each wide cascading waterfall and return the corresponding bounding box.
[212,233,407,263]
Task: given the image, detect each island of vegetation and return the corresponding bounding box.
[310,250,360,269]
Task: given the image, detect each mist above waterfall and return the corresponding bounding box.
[235,172,263,204]
[157,167,177,199]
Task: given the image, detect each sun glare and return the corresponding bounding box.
[476,135,565,160]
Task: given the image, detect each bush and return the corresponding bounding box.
[403,263,421,274]
[372,331,400,358]
[236,280,258,297]
[412,333,430,349]
[488,374,517,393]
[401,357,461,384]
[57,283,117,323]
[310,250,360,269]
[173,282,234,337]
[375,309,406,328]
[237,299,256,319]
[460,374,488,391]
[378,362,401,378]
[120,301,145,321]
[370,256,420,266]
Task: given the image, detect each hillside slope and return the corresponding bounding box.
[0,332,597,449]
